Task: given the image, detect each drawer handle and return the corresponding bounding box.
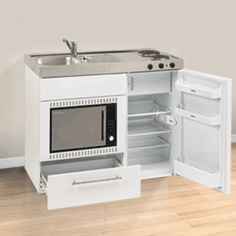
[72,176,123,186]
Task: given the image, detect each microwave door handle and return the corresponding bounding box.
[101,110,104,141]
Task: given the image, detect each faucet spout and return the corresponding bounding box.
[63,39,78,58]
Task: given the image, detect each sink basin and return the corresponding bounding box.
[37,55,96,66]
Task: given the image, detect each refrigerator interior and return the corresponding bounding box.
[127,93,174,179]
[127,70,226,180]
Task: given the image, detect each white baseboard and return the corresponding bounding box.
[0,156,24,169]
[232,134,236,143]
[0,134,236,169]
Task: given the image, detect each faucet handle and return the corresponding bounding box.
[63,38,72,50]
[63,38,78,58]
[71,41,77,50]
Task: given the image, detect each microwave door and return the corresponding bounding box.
[50,105,106,153]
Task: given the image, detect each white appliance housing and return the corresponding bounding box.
[25,66,231,210]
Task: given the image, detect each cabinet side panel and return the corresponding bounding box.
[25,66,41,192]
[170,71,182,170]
[222,78,232,194]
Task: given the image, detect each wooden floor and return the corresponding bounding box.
[1,146,236,236]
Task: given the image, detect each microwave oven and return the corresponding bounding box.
[40,96,126,161]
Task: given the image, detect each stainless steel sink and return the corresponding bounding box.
[37,55,96,66]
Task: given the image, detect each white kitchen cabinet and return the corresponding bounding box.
[25,65,231,210]
[127,69,231,194]
[25,68,141,210]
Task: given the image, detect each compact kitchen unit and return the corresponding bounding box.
[25,49,231,210]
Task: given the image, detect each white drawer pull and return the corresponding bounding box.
[72,176,123,186]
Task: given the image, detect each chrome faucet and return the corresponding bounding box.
[63,39,78,58]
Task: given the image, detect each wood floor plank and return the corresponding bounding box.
[0,144,236,236]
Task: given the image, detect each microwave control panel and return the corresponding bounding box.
[106,103,117,146]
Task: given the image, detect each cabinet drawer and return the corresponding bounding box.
[41,158,141,210]
[40,74,127,101]
[128,71,171,96]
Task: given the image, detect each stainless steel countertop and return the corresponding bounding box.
[24,49,184,78]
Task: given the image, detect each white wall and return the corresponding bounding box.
[0,0,235,157]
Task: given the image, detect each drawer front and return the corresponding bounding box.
[40,74,127,101]
[47,165,141,210]
[128,72,171,95]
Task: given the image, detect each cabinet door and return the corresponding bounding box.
[173,69,231,194]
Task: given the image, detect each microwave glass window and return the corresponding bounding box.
[50,105,106,152]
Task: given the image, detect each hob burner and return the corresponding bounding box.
[139,49,170,60]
